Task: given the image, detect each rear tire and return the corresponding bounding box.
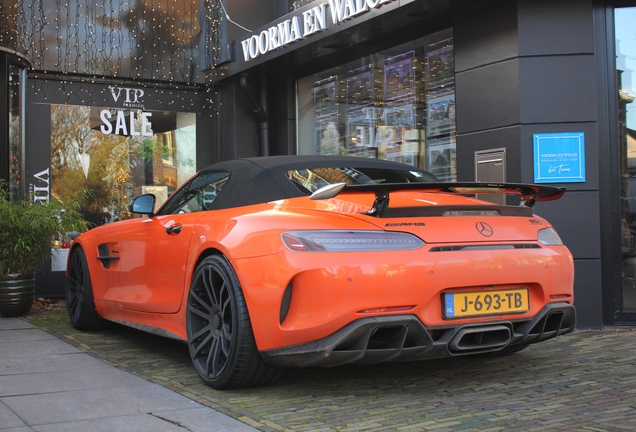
[186,255,284,389]
[65,247,110,330]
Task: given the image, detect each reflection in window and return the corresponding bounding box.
[159,171,229,215]
[286,166,437,194]
[615,7,636,313]
[50,105,196,226]
[297,29,456,181]
[159,131,176,166]
[8,64,24,201]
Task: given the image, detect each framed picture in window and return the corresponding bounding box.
[313,78,338,118]
[383,51,422,102]
[427,136,457,181]
[427,90,455,137]
[426,39,454,89]
[346,65,377,110]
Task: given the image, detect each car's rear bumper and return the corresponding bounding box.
[260,303,576,368]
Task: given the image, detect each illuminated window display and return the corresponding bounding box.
[297,29,456,180]
[49,104,196,226]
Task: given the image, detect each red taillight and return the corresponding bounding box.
[549,294,572,300]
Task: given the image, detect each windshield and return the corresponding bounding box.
[286,167,438,194]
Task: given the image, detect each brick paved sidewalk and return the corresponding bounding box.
[23,303,636,431]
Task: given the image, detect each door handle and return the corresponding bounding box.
[166,224,183,235]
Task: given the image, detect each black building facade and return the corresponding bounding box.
[208,0,635,329]
[2,0,636,328]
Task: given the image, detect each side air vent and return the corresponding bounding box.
[279,282,293,324]
[96,244,119,269]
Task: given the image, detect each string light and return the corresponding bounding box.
[1,0,222,112]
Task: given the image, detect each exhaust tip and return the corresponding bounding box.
[449,325,512,352]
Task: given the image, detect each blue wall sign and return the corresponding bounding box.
[533,132,585,183]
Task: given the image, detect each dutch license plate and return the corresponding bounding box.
[444,289,529,319]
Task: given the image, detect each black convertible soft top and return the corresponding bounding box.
[195,155,564,210]
[201,156,436,210]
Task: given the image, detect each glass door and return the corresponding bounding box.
[615,7,636,316]
[1,49,29,201]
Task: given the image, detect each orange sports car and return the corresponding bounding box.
[66,156,575,389]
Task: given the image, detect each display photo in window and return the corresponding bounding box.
[50,104,196,226]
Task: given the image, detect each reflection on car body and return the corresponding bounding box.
[65,156,575,389]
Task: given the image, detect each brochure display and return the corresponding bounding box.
[381,52,425,167]
[383,51,423,103]
[304,32,456,173]
[346,65,378,108]
[313,78,339,117]
[427,90,455,137]
[425,38,456,180]
[313,77,342,154]
[345,65,381,151]
[427,136,457,181]
[347,107,379,149]
[426,40,454,91]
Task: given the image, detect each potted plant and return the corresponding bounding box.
[0,184,87,317]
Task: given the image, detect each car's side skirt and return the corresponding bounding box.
[107,318,187,342]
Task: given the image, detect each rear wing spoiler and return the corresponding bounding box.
[310,182,566,218]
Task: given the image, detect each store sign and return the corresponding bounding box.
[30,168,50,204]
[533,132,585,183]
[99,110,153,136]
[240,0,396,62]
[108,86,145,109]
[100,86,153,136]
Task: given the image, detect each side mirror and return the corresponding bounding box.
[130,194,156,216]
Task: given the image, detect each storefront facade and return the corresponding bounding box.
[24,79,215,296]
[208,0,636,329]
[1,0,216,296]
[4,0,636,328]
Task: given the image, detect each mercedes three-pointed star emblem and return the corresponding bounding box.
[476,222,494,237]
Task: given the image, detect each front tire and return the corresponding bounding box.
[65,247,110,330]
[186,255,284,389]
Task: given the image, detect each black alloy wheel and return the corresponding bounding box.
[65,247,110,330]
[186,255,284,389]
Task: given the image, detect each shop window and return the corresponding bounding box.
[296,29,456,180]
[159,131,177,166]
[614,7,636,321]
[50,105,196,227]
[8,63,25,200]
[615,7,636,315]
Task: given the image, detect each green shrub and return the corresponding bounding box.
[0,184,88,274]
